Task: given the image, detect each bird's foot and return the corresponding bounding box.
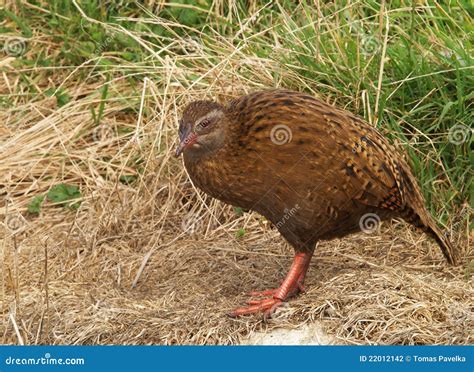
[228,251,313,318]
[228,282,305,318]
[227,297,283,318]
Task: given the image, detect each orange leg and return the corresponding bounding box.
[228,251,313,318]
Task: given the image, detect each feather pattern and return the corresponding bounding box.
[181,89,457,263]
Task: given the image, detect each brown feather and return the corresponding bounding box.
[179,89,457,263]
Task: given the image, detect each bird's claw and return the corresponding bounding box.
[227,298,283,318]
[247,289,277,297]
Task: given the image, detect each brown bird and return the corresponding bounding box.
[175,89,457,317]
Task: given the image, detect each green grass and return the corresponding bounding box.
[1,0,472,226]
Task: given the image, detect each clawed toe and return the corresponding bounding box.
[227,298,282,318]
[247,289,277,297]
[228,252,312,318]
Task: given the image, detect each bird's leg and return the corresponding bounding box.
[247,259,310,298]
[228,251,313,317]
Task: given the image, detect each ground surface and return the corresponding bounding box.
[1,205,472,344]
[242,324,335,345]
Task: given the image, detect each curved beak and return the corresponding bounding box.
[175,130,197,157]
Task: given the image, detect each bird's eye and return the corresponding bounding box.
[199,119,210,128]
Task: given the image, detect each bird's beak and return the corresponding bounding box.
[175,131,197,157]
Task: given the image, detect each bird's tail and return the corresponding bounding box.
[401,207,457,265]
[394,161,457,265]
[424,218,457,265]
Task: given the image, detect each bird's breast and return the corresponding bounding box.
[184,154,258,209]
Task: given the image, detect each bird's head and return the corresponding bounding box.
[175,100,227,158]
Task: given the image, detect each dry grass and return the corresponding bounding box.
[1,2,472,345]
[1,75,472,345]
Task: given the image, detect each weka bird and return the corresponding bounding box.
[175,89,457,317]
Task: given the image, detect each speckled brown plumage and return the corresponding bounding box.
[176,89,457,317]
